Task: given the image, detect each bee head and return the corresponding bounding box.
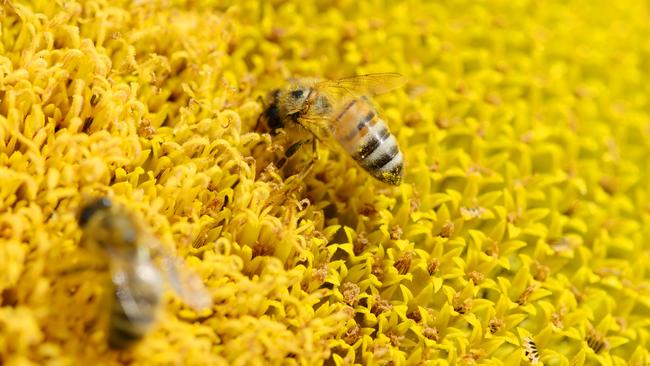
[283,85,311,117]
[259,83,312,134]
[78,197,112,227]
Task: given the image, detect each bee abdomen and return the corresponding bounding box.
[108,321,145,349]
[107,293,158,349]
[334,98,404,185]
[356,128,403,185]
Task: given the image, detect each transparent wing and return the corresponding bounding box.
[143,235,213,311]
[296,74,405,151]
[159,254,213,311]
[309,73,405,133]
[294,113,330,135]
[295,113,345,151]
[318,73,406,99]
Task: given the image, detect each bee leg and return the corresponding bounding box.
[254,113,264,132]
[298,139,319,179]
[253,95,265,132]
[311,138,319,161]
[277,139,311,169]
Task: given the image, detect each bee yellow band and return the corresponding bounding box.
[1,0,649,365]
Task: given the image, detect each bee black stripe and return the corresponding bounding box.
[112,307,152,325]
[108,326,143,349]
[356,111,375,130]
[356,136,379,160]
[111,322,143,339]
[378,125,390,140]
[108,336,136,349]
[355,126,389,159]
[364,142,399,171]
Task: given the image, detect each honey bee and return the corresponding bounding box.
[77,197,212,349]
[523,337,540,364]
[259,73,406,185]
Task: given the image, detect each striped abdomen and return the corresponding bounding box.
[333,97,403,185]
[107,267,162,349]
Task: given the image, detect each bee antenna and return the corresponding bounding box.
[254,113,264,132]
[78,197,112,226]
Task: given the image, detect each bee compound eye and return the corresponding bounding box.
[78,197,113,226]
[290,89,304,99]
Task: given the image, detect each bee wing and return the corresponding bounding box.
[108,255,161,324]
[143,235,213,311]
[159,254,213,311]
[310,73,404,131]
[293,74,404,150]
[295,113,346,151]
[318,73,406,98]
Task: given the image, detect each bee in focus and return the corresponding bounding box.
[77,197,212,349]
[258,73,406,185]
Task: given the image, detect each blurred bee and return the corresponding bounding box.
[258,73,406,185]
[523,337,540,364]
[77,197,212,349]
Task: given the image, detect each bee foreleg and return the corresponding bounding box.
[277,139,311,169]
